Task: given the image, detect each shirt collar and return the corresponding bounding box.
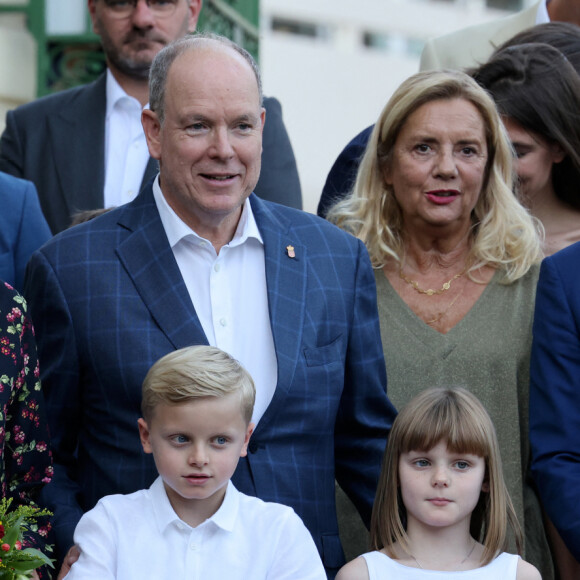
[150,477,240,533]
[152,176,263,250]
[105,69,144,119]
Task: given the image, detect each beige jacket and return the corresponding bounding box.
[420,1,541,71]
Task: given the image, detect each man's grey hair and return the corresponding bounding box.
[149,32,263,124]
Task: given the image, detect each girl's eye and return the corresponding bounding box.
[414,459,430,467]
[454,460,470,470]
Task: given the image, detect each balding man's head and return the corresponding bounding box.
[149,33,263,125]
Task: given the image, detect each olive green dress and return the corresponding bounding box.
[371,264,553,579]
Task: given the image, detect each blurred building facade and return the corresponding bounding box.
[0,0,534,212]
[260,0,533,212]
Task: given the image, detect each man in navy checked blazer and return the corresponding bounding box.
[25,34,395,578]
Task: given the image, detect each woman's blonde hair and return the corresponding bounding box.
[328,70,542,282]
[371,387,522,566]
[142,345,255,424]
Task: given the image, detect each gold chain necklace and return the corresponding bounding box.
[426,283,465,326]
[410,539,476,571]
[398,262,470,296]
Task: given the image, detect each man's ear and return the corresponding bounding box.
[87,0,100,35]
[137,418,153,454]
[259,107,266,153]
[187,0,203,33]
[142,109,162,160]
[240,422,255,458]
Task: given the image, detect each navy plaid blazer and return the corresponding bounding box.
[530,242,580,560]
[25,184,394,574]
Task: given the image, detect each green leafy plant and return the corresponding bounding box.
[0,498,53,579]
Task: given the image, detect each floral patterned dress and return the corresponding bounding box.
[0,281,52,552]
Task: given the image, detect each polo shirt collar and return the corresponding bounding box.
[150,477,240,534]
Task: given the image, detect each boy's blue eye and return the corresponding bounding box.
[172,434,188,444]
[215,436,227,445]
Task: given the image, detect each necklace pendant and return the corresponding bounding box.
[442,282,451,290]
[426,289,435,296]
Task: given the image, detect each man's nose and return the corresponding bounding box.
[208,128,235,159]
[130,0,156,28]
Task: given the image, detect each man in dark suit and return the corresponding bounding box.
[25,34,394,578]
[530,241,580,563]
[0,0,301,234]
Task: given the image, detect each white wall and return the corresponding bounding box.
[0,13,36,133]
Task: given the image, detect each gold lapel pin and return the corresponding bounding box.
[286,245,296,258]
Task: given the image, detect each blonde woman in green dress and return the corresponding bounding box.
[329,70,551,578]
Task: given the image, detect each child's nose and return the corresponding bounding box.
[189,444,209,466]
[431,466,450,487]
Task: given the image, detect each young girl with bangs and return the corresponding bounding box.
[337,388,540,579]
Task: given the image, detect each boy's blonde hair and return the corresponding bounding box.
[141,346,255,424]
[371,387,522,565]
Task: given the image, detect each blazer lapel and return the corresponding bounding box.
[118,192,308,426]
[116,186,208,349]
[250,196,307,431]
[48,74,107,217]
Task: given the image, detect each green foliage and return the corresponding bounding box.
[0,499,54,579]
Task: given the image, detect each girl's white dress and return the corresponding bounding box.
[361,551,519,579]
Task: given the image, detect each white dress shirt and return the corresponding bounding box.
[153,178,278,424]
[65,478,326,580]
[103,70,150,208]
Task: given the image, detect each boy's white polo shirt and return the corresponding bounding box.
[65,477,326,579]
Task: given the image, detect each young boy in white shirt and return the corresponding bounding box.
[64,346,326,579]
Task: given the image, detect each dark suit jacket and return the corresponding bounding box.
[24,185,394,574]
[530,241,580,560]
[317,125,373,218]
[0,172,50,291]
[0,74,302,234]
